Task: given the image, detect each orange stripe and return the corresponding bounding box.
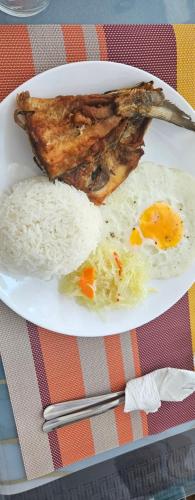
[0,26,35,102]
[38,328,94,464]
[131,329,148,436]
[114,405,134,445]
[38,328,86,401]
[95,25,108,60]
[62,25,87,63]
[104,335,133,444]
[131,329,142,377]
[57,420,95,466]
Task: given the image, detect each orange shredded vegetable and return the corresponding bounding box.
[113,252,123,276]
[79,266,95,300]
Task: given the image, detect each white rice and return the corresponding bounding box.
[0,176,102,280]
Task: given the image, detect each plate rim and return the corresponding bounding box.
[1,60,194,114]
[0,60,195,336]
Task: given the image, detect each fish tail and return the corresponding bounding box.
[146,100,195,131]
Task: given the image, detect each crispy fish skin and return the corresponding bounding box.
[62,115,150,204]
[90,115,150,204]
[61,120,129,193]
[15,82,195,204]
[15,92,122,180]
[88,148,145,205]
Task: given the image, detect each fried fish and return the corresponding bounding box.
[15,82,195,204]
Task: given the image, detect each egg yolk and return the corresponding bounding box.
[130,202,183,250]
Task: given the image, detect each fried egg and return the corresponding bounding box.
[100,162,195,278]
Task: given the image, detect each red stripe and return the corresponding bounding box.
[27,323,63,469]
[27,323,51,408]
[104,24,177,88]
[137,294,195,433]
[137,294,193,372]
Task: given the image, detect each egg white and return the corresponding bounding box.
[100,162,195,278]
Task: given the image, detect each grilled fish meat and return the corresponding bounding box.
[15,82,195,204]
[62,115,149,204]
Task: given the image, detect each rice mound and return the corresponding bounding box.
[0,176,102,280]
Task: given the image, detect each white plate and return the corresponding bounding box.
[0,61,195,337]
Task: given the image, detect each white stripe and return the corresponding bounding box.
[82,25,100,60]
[0,301,53,479]
[120,332,144,439]
[28,25,66,74]
[78,337,119,453]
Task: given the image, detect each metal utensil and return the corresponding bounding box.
[43,394,125,433]
[44,390,124,421]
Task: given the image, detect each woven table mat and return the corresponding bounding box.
[0,24,195,480]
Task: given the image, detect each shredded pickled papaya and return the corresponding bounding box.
[59,241,150,310]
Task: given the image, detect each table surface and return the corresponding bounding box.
[0,0,194,24]
[1,1,195,496]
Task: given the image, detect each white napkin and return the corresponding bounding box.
[124,368,195,414]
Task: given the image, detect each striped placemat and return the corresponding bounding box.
[0,24,195,480]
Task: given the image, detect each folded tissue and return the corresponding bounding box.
[124,367,195,414]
